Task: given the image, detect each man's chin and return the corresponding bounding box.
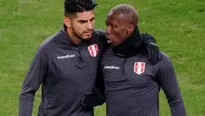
[82,35,92,40]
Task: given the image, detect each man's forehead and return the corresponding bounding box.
[75,10,95,19]
[107,11,130,24]
[107,11,125,20]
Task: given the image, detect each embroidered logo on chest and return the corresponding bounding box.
[57,54,75,59]
[104,66,120,70]
[88,44,99,57]
[134,62,145,75]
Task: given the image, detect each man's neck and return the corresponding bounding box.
[112,27,145,58]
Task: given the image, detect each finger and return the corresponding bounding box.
[148,48,151,60]
[151,50,155,64]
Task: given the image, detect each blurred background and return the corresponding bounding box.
[0,0,205,115]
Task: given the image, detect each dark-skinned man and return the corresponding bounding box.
[100,4,186,116]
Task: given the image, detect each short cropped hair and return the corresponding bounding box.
[64,0,97,16]
[110,4,138,25]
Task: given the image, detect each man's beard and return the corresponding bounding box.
[72,27,91,42]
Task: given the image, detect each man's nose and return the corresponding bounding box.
[106,26,111,34]
[87,21,93,30]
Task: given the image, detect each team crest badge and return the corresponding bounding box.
[88,44,99,57]
[134,62,145,75]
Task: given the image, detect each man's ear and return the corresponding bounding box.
[127,24,135,35]
[63,17,71,28]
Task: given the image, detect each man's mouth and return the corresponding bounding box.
[106,36,112,44]
[84,30,93,35]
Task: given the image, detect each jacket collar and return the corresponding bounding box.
[112,27,146,58]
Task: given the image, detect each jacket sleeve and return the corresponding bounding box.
[19,47,48,116]
[95,64,105,104]
[95,29,106,104]
[156,54,186,116]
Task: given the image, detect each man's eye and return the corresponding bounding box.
[79,21,87,23]
[112,25,116,28]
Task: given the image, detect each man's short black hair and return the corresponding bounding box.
[110,4,138,26]
[64,0,97,15]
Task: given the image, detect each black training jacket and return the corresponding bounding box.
[19,28,106,116]
[101,47,186,116]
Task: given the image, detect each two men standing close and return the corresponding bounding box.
[19,0,186,116]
